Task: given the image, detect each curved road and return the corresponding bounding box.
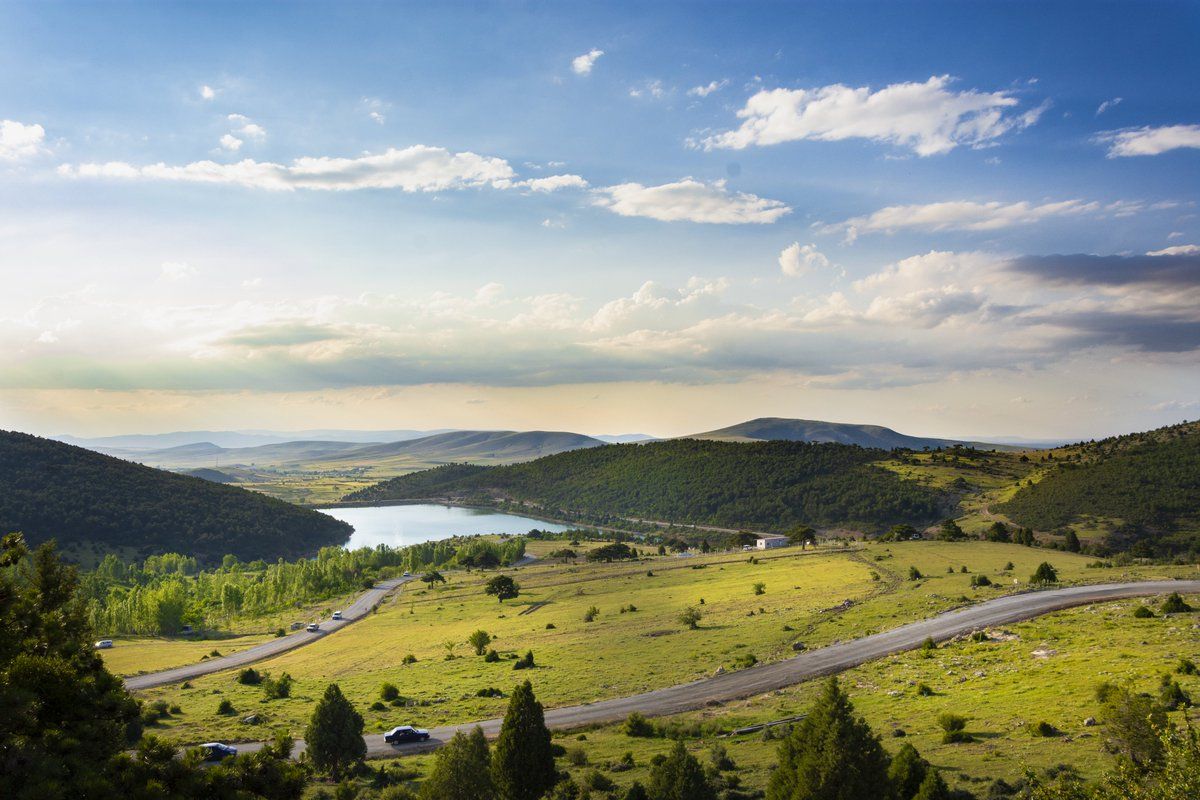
[124,575,414,692]
[231,579,1199,759]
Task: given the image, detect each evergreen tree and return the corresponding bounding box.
[766,677,891,800]
[647,741,717,800]
[888,742,928,800]
[304,683,366,780]
[1063,530,1081,552]
[625,782,650,800]
[1,534,143,800]
[911,769,950,800]
[421,727,495,800]
[491,680,556,800]
[1030,562,1059,584]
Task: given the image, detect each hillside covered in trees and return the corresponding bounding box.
[0,430,351,563]
[997,421,1200,555]
[346,439,942,532]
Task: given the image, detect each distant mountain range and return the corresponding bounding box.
[55,428,452,450]
[687,417,1017,451]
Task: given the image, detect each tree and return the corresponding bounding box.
[985,521,1011,543]
[1101,686,1168,769]
[491,680,556,800]
[647,740,717,800]
[679,606,702,629]
[912,769,951,800]
[787,525,816,546]
[469,630,492,656]
[1063,530,1081,552]
[936,519,966,541]
[1030,562,1059,584]
[766,676,890,800]
[1162,592,1194,614]
[304,683,366,780]
[420,727,495,800]
[422,570,447,585]
[484,575,520,603]
[1,534,143,800]
[888,742,928,800]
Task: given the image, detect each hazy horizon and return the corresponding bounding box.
[3,2,1198,442]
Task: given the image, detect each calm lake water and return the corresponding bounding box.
[320,503,572,549]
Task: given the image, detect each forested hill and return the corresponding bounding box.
[345,439,942,532]
[996,421,1200,554]
[0,430,351,563]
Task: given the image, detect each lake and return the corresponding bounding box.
[320,503,573,549]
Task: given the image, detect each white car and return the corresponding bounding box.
[332,611,343,620]
[306,622,320,632]
[402,571,411,577]
[94,640,113,649]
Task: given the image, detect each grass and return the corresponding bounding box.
[130,541,1196,749]
[100,633,275,676]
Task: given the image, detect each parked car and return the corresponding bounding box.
[331,610,343,620]
[402,571,411,577]
[94,639,114,649]
[305,623,320,632]
[200,742,238,761]
[384,725,431,744]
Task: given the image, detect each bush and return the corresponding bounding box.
[370,701,386,711]
[1161,592,1194,614]
[566,746,588,766]
[545,622,556,630]
[1030,562,1058,584]
[263,672,294,699]
[216,699,236,715]
[753,582,766,596]
[731,653,758,669]
[908,566,923,581]
[624,711,655,737]
[916,683,934,697]
[938,713,972,743]
[971,575,992,587]
[380,682,400,701]
[1133,605,1155,618]
[1029,721,1060,737]
[476,687,504,698]
[584,769,613,791]
[919,637,937,657]
[237,667,263,685]
[1177,657,1198,675]
[678,606,702,629]
[484,649,500,662]
[401,653,417,665]
[513,650,536,670]
[1160,677,1192,710]
[583,606,599,623]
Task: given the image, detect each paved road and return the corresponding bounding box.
[233,579,1200,760]
[124,575,415,691]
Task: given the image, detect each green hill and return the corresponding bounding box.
[688,416,1008,450]
[0,430,351,563]
[345,439,942,532]
[996,421,1200,555]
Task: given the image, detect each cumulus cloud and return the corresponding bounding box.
[219,134,243,152]
[511,174,589,192]
[688,79,728,98]
[1100,124,1200,157]
[778,242,830,276]
[824,198,1113,240]
[592,178,790,224]
[200,85,215,100]
[703,75,1044,156]
[0,120,47,161]
[59,144,519,192]
[571,48,604,76]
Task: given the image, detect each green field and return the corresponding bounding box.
[129,542,1196,757]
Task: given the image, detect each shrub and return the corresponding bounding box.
[274,628,285,638]
[370,701,385,711]
[263,672,294,699]
[566,746,588,766]
[679,606,702,629]
[476,687,504,698]
[545,623,556,629]
[1161,592,1194,614]
[584,769,613,791]
[919,636,937,657]
[971,575,992,587]
[1030,562,1058,584]
[624,711,655,737]
[709,743,735,771]
[380,682,400,701]
[1133,605,1155,618]
[216,699,236,715]
[753,582,766,596]
[468,629,492,655]
[908,566,923,581]
[583,606,599,623]
[938,713,972,743]
[513,650,536,670]
[1029,721,1060,737]
[401,653,416,665]
[1160,677,1192,710]
[237,667,263,685]
[1003,561,1015,571]
[916,683,934,697]
[731,653,758,669]
[484,649,500,663]
[1177,657,1198,675]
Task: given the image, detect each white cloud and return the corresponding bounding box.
[160,261,197,280]
[225,114,266,143]
[703,75,1042,156]
[0,120,47,161]
[219,134,243,151]
[825,198,1101,239]
[60,144,519,192]
[778,242,830,276]
[592,178,791,224]
[1148,244,1200,256]
[688,79,728,98]
[242,277,263,288]
[629,80,666,99]
[361,97,387,125]
[200,85,216,100]
[512,174,589,192]
[571,48,604,76]
[1100,124,1200,157]
[1096,97,1122,115]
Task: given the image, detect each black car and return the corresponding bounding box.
[384,725,431,744]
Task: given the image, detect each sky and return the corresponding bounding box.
[1,0,1199,440]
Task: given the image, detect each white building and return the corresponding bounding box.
[755,534,789,550]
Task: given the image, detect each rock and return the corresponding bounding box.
[241,714,260,725]
[1084,717,1097,727]
[713,666,726,676]
[791,642,807,652]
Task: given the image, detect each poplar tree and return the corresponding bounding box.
[491,680,556,800]
[766,677,891,800]
[304,683,366,780]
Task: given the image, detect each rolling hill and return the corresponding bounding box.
[688,417,1004,450]
[0,430,351,563]
[344,438,942,532]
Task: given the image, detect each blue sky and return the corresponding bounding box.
[1,1,1198,439]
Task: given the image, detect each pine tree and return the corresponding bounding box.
[491,680,556,800]
[647,740,717,800]
[421,726,495,800]
[766,677,891,800]
[912,769,951,800]
[888,742,928,800]
[304,683,366,780]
